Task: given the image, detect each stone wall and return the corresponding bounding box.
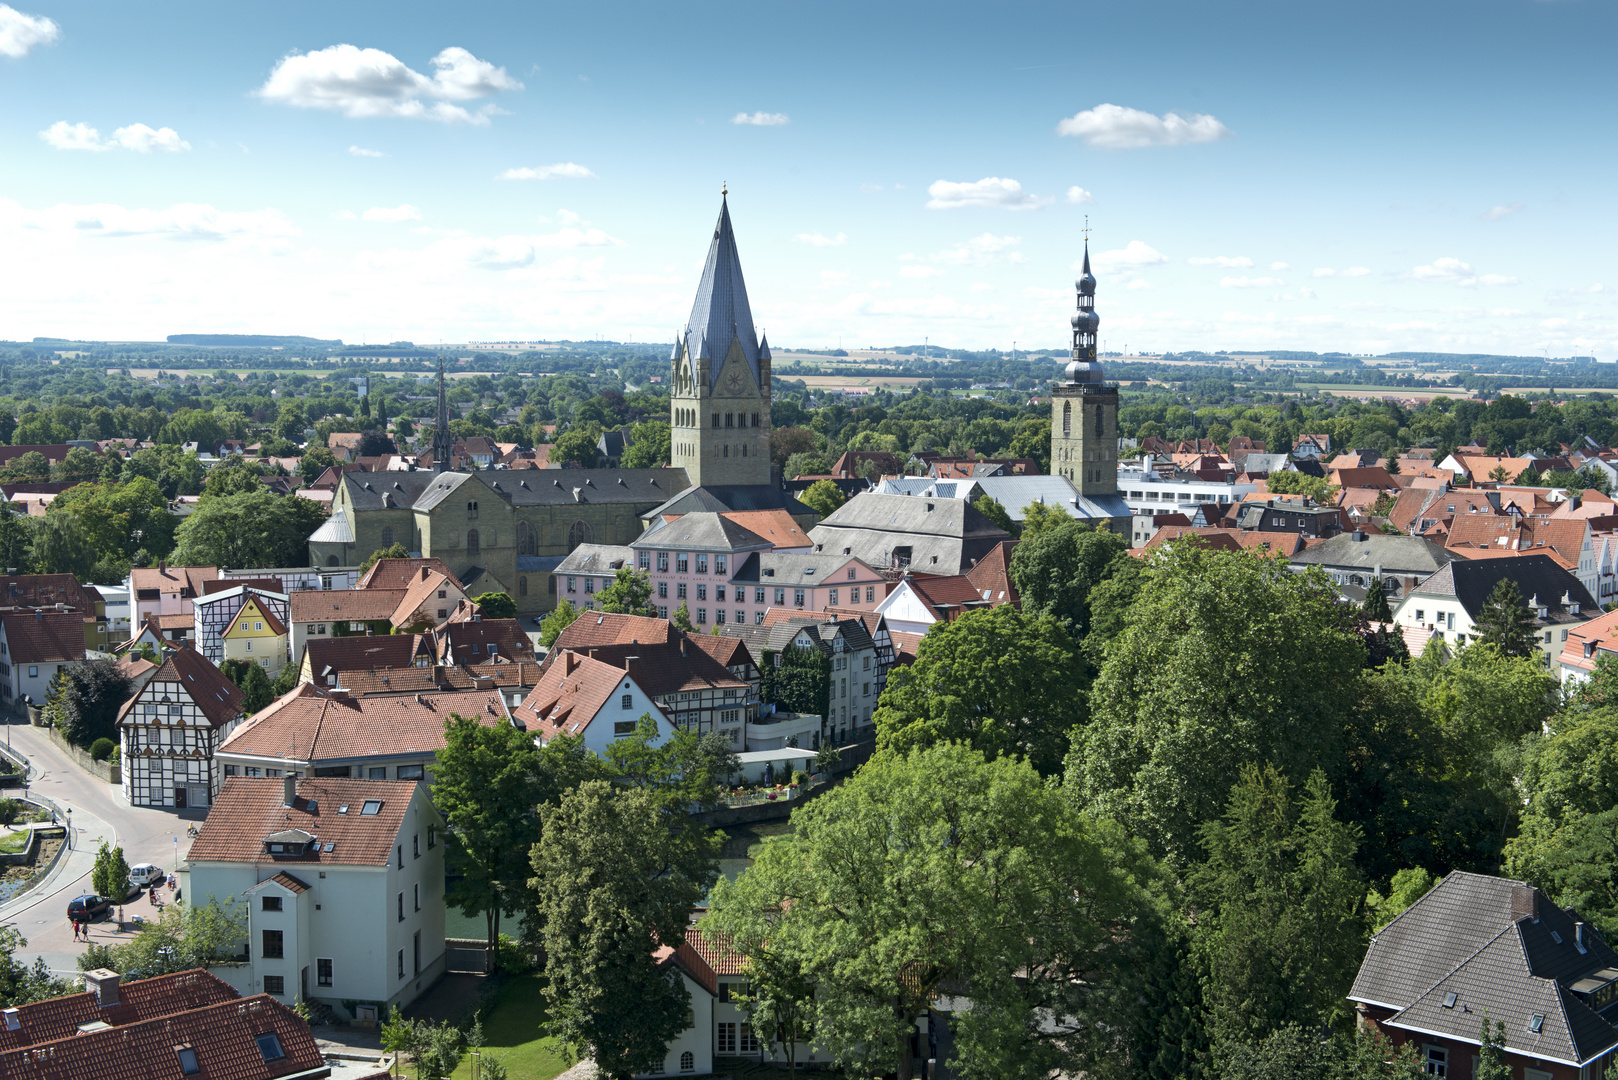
[45,725,120,785]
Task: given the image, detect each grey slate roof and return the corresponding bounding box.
[634,513,772,553]
[641,484,814,522]
[683,197,761,388]
[1411,553,1598,623]
[1351,872,1618,1066]
[723,615,874,660]
[808,493,1013,576]
[874,475,1118,523]
[340,472,441,511]
[1239,452,1292,473]
[345,467,688,514]
[553,544,634,576]
[1289,532,1456,576]
[308,508,355,544]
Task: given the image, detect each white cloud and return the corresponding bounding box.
[1056,103,1230,148]
[1270,262,1291,271]
[1220,276,1284,288]
[793,232,847,247]
[1314,266,1370,278]
[0,3,57,58]
[899,265,945,279]
[3,198,298,241]
[1410,257,1519,288]
[925,177,1049,211]
[348,145,385,158]
[1188,255,1253,268]
[931,233,1022,265]
[1127,279,1153,291]
[1091,240,1167,273]
[40,121,189,152]
[731,111,789,126]
[362,204,422,223]
[40,121,109,151]
[256,44,521,124]
[1484,202,1524,221]
[1065,186,1095,205]
[496,162,596,181]
[113,124,190,152]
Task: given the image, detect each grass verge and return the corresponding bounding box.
[449,974,569,1080]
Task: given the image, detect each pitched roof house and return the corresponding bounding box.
[807,492,1014,576]
[513,651,681,755]
[0,608,87,708]
[117,646,246,809]
[1351,872,1618,1079]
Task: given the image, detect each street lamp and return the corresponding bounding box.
[65,807,71,851]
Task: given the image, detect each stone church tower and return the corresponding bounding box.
[669,194,773,488]
[1051,241,1120,498]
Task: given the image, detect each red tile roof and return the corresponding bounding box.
[686,633,755,672]
[0,609,86,664]
[219,683,504,769]
[719,510,811,548]
[155,612,195,630]
[188,775,426,866]
[117,646,246,729]
[357,558,464,592]
[303,634,425,680]
[436,618,536,665]
[289,588,408,625]
[337,661,544,697]
[1559,607,1618,675]
[392,571,459,628]
[227,596,288,638]
[542,638,747,697]
[0,573,99,614]
[0,988,325,1080]
[515,652,667,741]
[130,564,218,600]
[0,969,238,1053]
[551,612,679,650]
[965,540,1019,605]
[204,577,284,598]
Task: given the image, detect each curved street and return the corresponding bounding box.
[0,716,201,977]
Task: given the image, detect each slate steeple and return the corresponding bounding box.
[682,194,762,388]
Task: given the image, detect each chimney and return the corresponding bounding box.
[562,652,578,676]
[626,656,639,681]
[282,773,296,807]
[84,969,120,1008]
[1578,921,1588,952]
[421,566,430,582]
[680,638,688,658]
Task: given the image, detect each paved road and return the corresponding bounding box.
[0,716,203,976]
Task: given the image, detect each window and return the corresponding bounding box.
[681,1052,695,1073]
[613,721,637,736]
[677,583,687,599]
[413,834,420,858]
[584,578,595,595]
[755,588,765,604]
[716,610,726,625]
[697,585,707,601]
[428,825,436,848]
[716,556,727,575]
[657,552,669,571]
[755,610,765,624]
[697,608,707,624]
[659,606,669,619]
[567,577,577,593]
[622,693,634,709]
[718,1022,737,1054]
[1414,609,1424,622]
[261,896,282,912]
[27,666,36,678]
[398,892,405,922]
[639,552,651,570]
[414,883,420,911]
[1424,1045,1447,1078]
[794,589,805,607]
[716,585,726,602]
[676,555,689,573]
[740,1025,759,1054]
[240,621,250,632]
[256,1033,285,1062]
[317,958,332,987]
[658,581,668,598]
[247,641,253,652]
[398,845,403,868]
[368,767,387,780]
[176,1047,200,1075]
[398,949,406,979]
[829,588,838,605]
[361,799,383,815]
[519,576,527,597]
[736,610,745,624]
[414,930,421,974]
[775,588,785,604]
[261,930,283,958]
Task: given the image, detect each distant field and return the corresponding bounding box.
[786,373,932,388]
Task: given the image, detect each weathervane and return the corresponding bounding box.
[1082,215,1091,242]
[722,181,728,196]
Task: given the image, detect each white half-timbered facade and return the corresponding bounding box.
[117,646,247,810]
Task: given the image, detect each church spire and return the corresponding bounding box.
[1064,224,1102,384]
[432,358,452,473]
[684,193,761,386]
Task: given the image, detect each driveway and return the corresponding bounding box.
[0,717,203,977]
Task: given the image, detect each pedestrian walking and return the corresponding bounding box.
[71,919,80,942]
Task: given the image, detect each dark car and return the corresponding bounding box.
[66,895,110,921]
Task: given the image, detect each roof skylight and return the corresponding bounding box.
[360,800,383,816]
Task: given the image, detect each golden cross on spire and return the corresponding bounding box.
[1082,215,1091,241]
[722,181,728,196]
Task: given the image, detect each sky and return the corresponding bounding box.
[0,0,1614,357]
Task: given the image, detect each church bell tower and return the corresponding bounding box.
[669,192,773,488]
[1050,234,1119,497]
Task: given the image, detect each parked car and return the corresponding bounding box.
[119,882,142,902]
[66,895,110,921]
[128,864,165,887]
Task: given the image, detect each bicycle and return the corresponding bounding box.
[185,825,199,838]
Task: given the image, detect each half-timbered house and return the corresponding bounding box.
[117,646,246,810]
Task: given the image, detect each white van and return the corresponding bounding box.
[128,863,165,887]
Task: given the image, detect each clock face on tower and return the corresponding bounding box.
[726,370,743,393]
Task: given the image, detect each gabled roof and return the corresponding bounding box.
[1290,531,1456,575]
[542,638,748,697]
[336,660,544,697]
[719,509,811,548]
[551,611,680,650]
[0,609,86,664]
[640,483,811,523]
[117,647,245,729]
[635,511,772,553]
[221,683,504,766]
[289,587,409,625]
[683,196,762,387]
[1559,607,1618,673]
[391,571,460,627]
[0,573,100,614]
[0,969,238,1053]
[188,774,430,867]
[965,540,1019,605]
[224,596,287,638]
[1352,872,1618,1067]
[130,564,218,599]
[303,633,423,679]
[482,468,688,508]
[553,544,635,576]
[358,557,465,592]
[687,631,755,672]
[435,618,536,664]
[515,652,669,740]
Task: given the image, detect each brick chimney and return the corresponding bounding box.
[84,969,120,1008]
[562,652,578,676]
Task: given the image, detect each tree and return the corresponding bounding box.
[970,492,1015,535]
[735,949,815,1080]
[600,715,738,814]
[435,714,545,965]
[1360,577,1394,622]
[533,781,719,1078]
[1068,544,1365,859]
[707,743,1153,1080]
[471,592,517,620]
[782,451,830,479]
[76,899,248,976]
[671,600,694,633]
[1017,500,1071,539]
[1367,867,1437,930]
[0,927,74,1006]
[28,515,100,582]
[1192,766,1366,1058]
[1475,578,1538,658]
[220,659,274,712]
[799,479,845,518]
[1008,519,1130,642]
[358,542,409,575]
[620,421,671,468]
[551,428,599,468]
[1475,1017,1510,1080]
[873,606,1086,776]
[1263,470,1339,503]
[771,426,819,469]
[91,842,131,902]
[170,486,328,569]
[538,599,579,648]
[594,567,657,618]
[298,446,336,484]
[45,660,133,747]
[1489,465,1511,483]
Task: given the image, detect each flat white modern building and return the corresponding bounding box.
[185,775,447,1020]
[1115,464,1257,517]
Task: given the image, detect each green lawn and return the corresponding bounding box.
[0,830,31,854]
[448,974,569,1080]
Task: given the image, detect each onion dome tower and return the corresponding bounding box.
[1050,223,1120,498]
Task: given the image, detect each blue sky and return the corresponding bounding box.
[0,0,1613,356]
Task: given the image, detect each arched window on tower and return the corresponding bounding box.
[1062,401,1072,437]
[517,521,536,556]
[466,529,480,556]
[380,526,394,547]
[519,576,528,596]
[568,520,592,552]
[1095,404,1104,435]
